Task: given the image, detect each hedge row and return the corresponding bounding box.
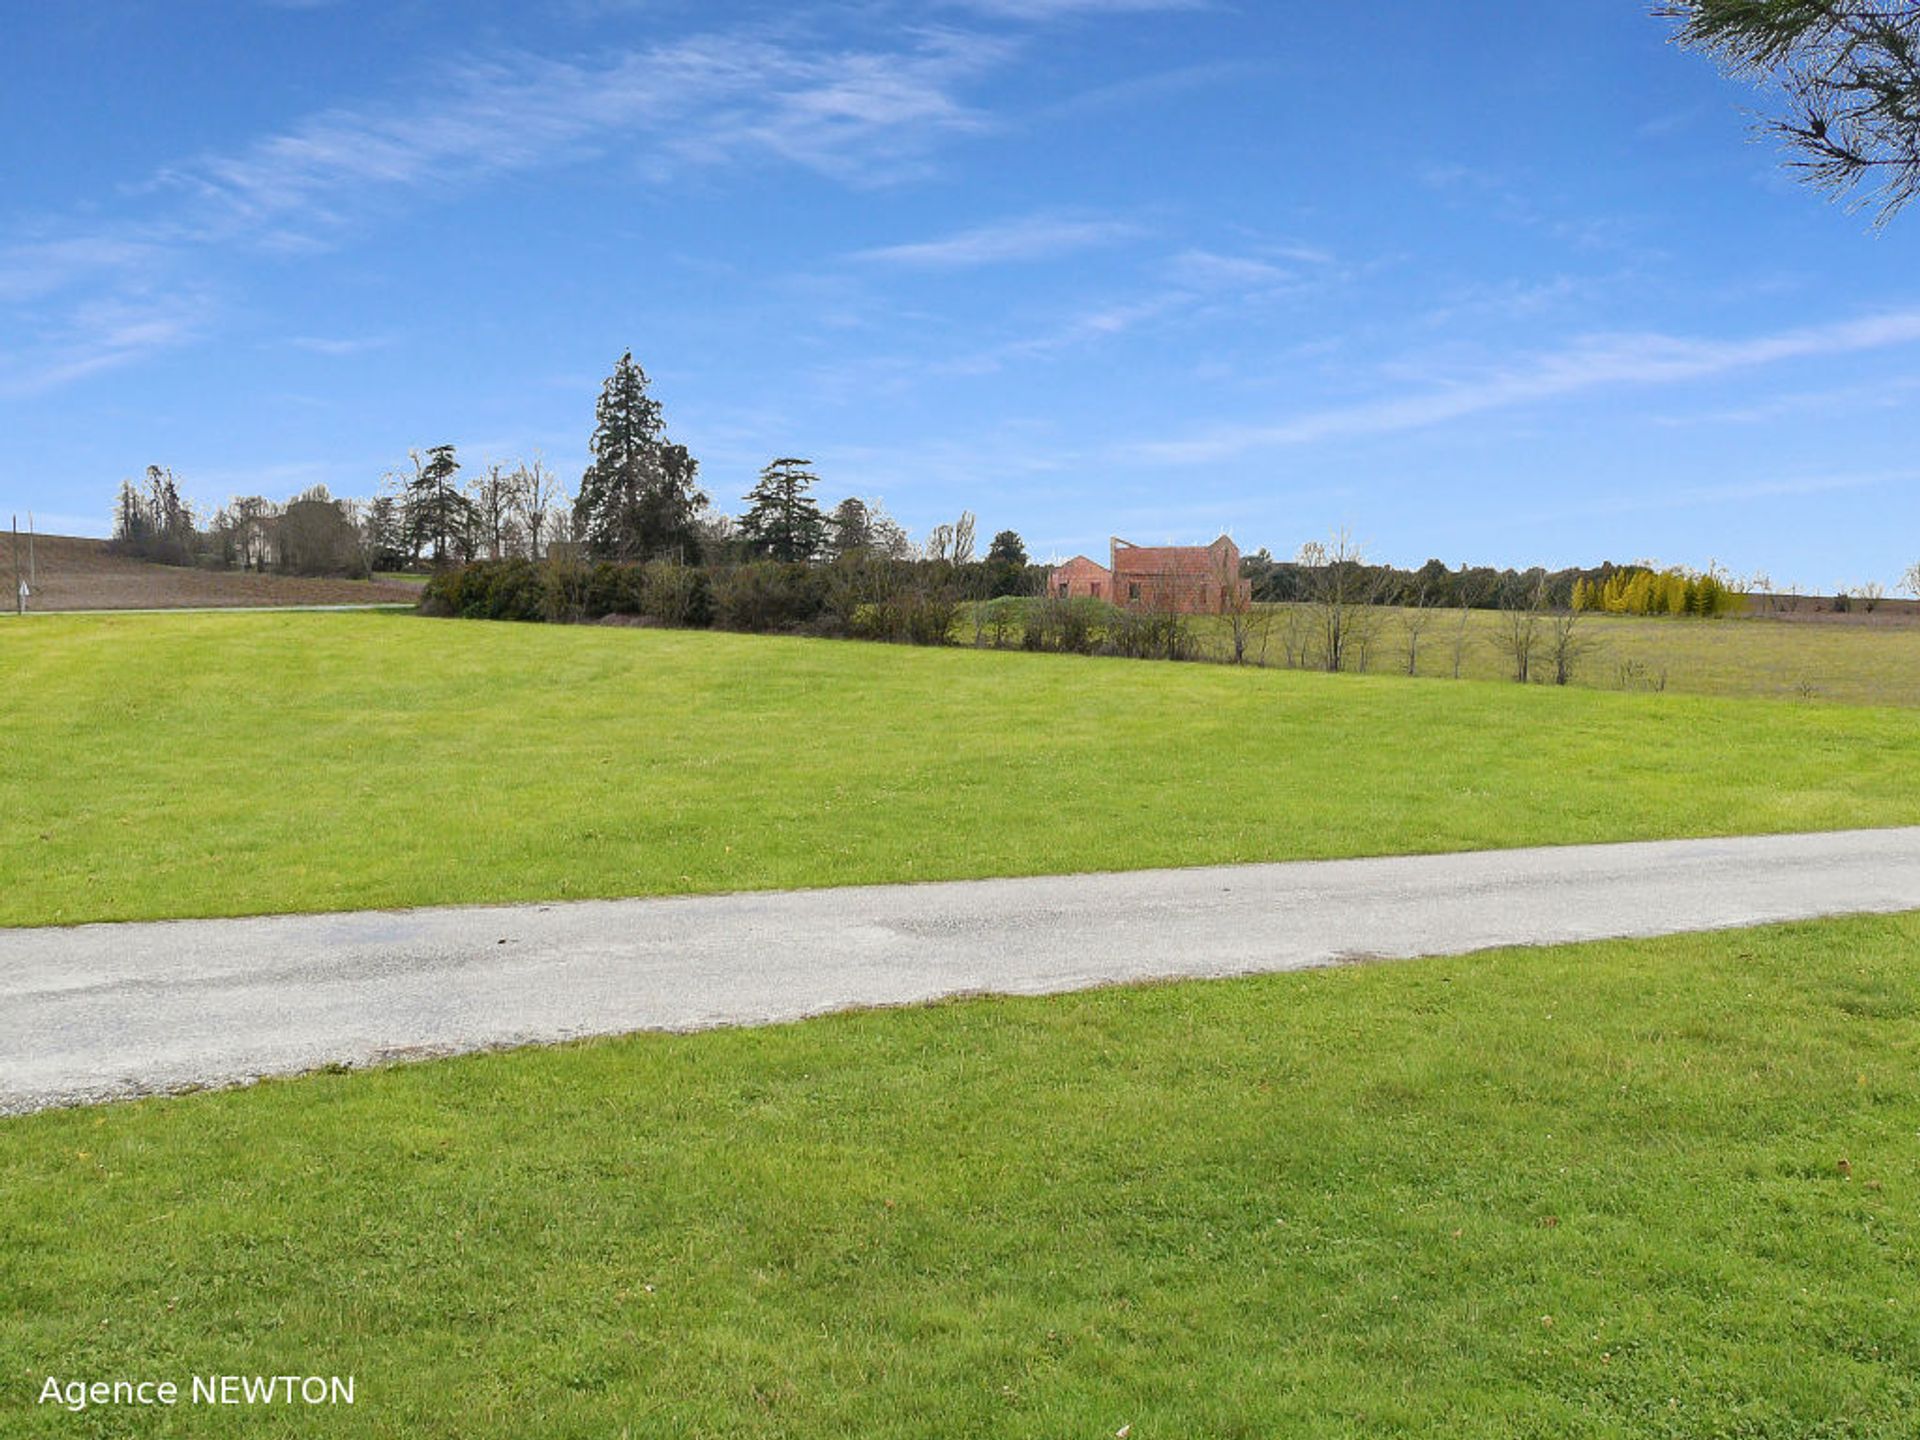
[419,558,962,644]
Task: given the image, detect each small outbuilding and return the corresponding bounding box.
[1049,554,1113,602]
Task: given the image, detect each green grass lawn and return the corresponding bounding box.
[1190,602,1920,707]
[5,609,1920,926]
[5,914,1918,1437]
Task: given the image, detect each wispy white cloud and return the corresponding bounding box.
[941,290,1192,373]
[0,237,166,305]
[1137,308,1920,463]
[1164,249,1295,291]
[926,237,1343,373]
[1421,162,1643,254]
[0,290,210,398]
[152,30,999,239]
[2,22,1013,398]
[1420,275,1596,328]
[1636,105,1705,140]
[1035,58,1266,124]
[945,0,1207,17]
[855,213,1141,266]
[284,334,397,357]
[1650,374,1920,428]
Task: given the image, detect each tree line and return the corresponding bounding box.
[106,352,1042,593]
[110,349,1763,627]
[110,455,568,577]
[111,467,375,577]
[1572,567,1740,618]
[1244,546,1746,617]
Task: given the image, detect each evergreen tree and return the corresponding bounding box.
[572,351,707,562]
[740,458,827,563]
[984,528,1031,597]
[986,529,1028,566]
[109,465,199,565]
[112,481,149,548]
[145,466,193,544]
[1661,0,1920,222]
[405,444,474,568]
[364,495,408,571]
[827,497,874,558]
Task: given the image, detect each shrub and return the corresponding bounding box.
[482,560,549,621]
[583,562,646,619]
[1049,597,1105,655]
[825,555,909,640]
[641,562,712,628]
[1105,606,1194,661]
[541,556,591,623]
[713,563,830,633]
[420,560,548,622]
[980,596,1026,649]
[902,591,960,646]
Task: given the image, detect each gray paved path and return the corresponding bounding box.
[6,827,1920,1114]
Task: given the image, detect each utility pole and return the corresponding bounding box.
[11,514,22,616]
[26,511,35,589]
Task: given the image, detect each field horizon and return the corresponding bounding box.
[4,533,420,612]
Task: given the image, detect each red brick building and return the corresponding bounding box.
[1048,535,1253,615]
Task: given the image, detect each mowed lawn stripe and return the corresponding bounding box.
[4,609,1920,926]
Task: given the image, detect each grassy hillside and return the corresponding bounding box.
[1178,602,1920,707]
[4,610,1920,926]
[6,914,1918,1437]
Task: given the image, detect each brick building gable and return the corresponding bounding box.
[1047,535,1252,615]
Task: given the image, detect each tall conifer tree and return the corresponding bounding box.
[405,444,472,568]
[739,458,827,563]
[573,352,706,562]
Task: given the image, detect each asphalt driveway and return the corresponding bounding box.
[5,827,1919,1114]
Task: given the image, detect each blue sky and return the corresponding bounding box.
[3,0,1915,587]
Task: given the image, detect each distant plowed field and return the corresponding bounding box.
[8,534,419,611]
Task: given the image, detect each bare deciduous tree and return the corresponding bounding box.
[1491,583,1548,684]
[1276,604,1311,669]
[1448,606,1473,680]
[1448,571,1493,680]
[1544,607,1599,687]
[471,464,515,560]
[952,510,976,567]
[227,495,276,571]
[1217,543,1268,664]
[1400,595,1437,676]
[923,511,978,567]
[513,459,563,561]
[1301,529,1385,673]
